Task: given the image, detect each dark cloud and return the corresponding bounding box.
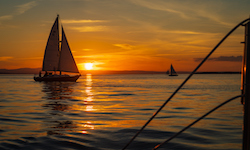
[194,55,242,62]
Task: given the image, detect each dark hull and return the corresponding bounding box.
[169,74,178,76]
[34,75,80,82]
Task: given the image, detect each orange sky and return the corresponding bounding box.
[0,0,249,72]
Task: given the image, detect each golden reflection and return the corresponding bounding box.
[86,74,92,86]
[84,96,93,104]
[78,74,95,134]
[84,74,94,112]
[84,121,95,130]
[41,76,98,135]
[86,87,92,96]
[79,121,95,134]
[86,105,94,112]
[81,130,87,134]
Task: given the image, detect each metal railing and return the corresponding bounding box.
[122,18,250,150]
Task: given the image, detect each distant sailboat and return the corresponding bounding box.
[34,15,81,82]
[167,64,178,76]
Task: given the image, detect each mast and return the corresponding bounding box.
[242,19,250,150]
[57,14,62,74]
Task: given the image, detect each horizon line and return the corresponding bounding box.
[0,67,241,75]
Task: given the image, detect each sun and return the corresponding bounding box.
[84,63,93,70]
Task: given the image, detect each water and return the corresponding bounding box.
[0,74,243,150]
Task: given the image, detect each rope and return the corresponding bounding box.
[153,94,244,150]
[122,18,250,150]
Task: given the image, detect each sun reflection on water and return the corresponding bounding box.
[86,105,94,112]
[86,74,92,87]
[84,74,94,111]
[81,74,95,133]
[79,121,95,134]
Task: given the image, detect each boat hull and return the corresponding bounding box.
[169,74,178,76]
[34,75,80,82]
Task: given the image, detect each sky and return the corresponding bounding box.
[0,0,249,72]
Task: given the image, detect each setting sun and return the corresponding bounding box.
[85,63,93,70]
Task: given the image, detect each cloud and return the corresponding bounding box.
[0,15,13,21]
[62,20,107,24]
[131,0,189,19]
[194,56,242,62]
[114,44,134,50]
[19,57,42,60]
[0,15,14,26]
[15,1,37,15]
[62,19,109,32]
[0,1,38,26]
[0,57,13,61]
[70,26,108,32]
[82,49,92,51]
[131,0,233,26]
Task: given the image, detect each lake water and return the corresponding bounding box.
[0,74,243,150]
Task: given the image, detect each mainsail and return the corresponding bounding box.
[42,16,59,71]
[58,27,79,73]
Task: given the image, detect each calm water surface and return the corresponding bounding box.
[0,74,243,150]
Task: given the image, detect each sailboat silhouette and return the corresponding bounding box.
[34,15,81,82]
[167,64,178,76]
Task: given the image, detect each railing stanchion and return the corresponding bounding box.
[242,20,250,150]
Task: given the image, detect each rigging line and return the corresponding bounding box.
[153,94,244,150]
[122,18,250,150]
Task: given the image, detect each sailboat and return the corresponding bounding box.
[167,64,178,76]
[34,15,81,82]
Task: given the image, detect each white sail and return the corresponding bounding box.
[58,27,79,73]
[42,16,59,71]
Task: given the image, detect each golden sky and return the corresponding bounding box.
[0,0,249,72]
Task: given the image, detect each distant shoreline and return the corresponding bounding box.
[0,68,241,75]
[194,72,241,74]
